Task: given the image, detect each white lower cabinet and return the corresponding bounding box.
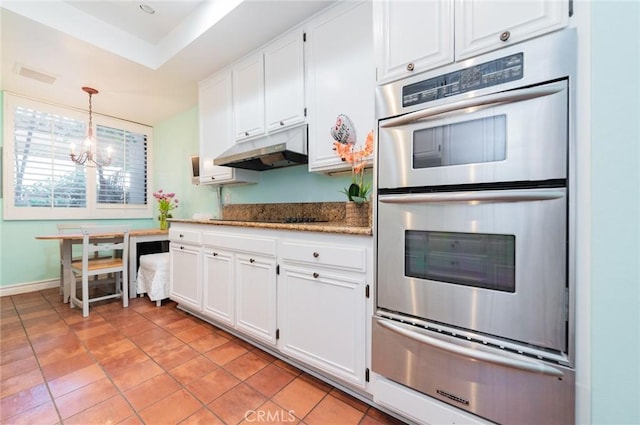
[236,253,278,345]
[169,227,203,312]
[202,248,234,326]
[173,224,371,392]
[277,237,369,388]
[278,264,367,388]
[202,230,278,346]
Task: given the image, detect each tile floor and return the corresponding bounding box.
[1,288,407,425]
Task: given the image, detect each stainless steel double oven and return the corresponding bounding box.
[372,30,577,424]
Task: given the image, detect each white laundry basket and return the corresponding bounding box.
[136,252,170,306]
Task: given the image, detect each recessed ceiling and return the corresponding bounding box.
[0,0,335,125]
[65,1,206,45]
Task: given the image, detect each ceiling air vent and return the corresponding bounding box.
[14,64,57,85]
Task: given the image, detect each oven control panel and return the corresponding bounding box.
[402,53,524,108]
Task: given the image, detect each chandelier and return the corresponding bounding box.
[70,87,112,167]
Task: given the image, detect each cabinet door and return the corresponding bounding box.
[235,254,277,345]
[306,1,375,173]
[265,29,305,132]
[455,0,568,60]
[374,0,453,84]
[169,242,202,312]
[279,265,366,388]
[233,52,265,141]
[202,248,234,326]
[199,71,233,183]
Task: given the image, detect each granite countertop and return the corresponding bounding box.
[170,202,372,236]
[170,218,372,236]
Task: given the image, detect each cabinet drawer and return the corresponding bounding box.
[281,241,366,272]
[169,229,201,244]
[202,232,276,256]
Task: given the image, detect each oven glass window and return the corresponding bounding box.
[405,230,515,292]
[413,115,506,169]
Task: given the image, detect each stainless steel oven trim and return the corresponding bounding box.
[376,310,571,366]
[376,187,568,351]
[371,316,576,425]
[379,81,566,128]
[378,79,569,189]
[377,318,564,377]
[379,189,565,204]
[375,29,577,120]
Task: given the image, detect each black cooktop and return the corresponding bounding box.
[210,217,327,224]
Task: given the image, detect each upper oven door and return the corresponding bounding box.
[377,188,568,353]
[378,80,568,189]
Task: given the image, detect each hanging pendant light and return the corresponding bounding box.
[70,87,112,167]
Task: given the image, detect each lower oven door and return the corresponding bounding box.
[372,317,575,425]
[377,187,568,352]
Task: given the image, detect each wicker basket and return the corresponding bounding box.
[345,202,369,227]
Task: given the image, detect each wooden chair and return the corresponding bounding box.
[57,222,101,303]
[69,225,130,317]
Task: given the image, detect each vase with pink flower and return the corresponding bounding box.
[153,189,179,230]
[331,114,374,226]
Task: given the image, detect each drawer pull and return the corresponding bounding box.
[245,131,249,136]
[180,246,184,250]
[313,272,319,279]
[249,258,255,263]
[212,252,218,256]
[406,62,415,71]
[500,30,511,42]
[313,252,319,258]
[179,234,184,238]
[280,121,284,126]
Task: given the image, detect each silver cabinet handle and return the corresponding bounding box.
[378,319,564,378]
[406,62,415,71]
[500,30,511,41]
[379,188,565,204]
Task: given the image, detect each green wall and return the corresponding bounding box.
[590,1,640,423]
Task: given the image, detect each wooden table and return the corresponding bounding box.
[36,228,169,302]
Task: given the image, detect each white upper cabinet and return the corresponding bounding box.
[375,0,568,84]
[455,0,569,60]
[306,1,375,173]
[265,29,306,132]
[198,70,258,185]
[232,28,306,143]
[232,52,265,141]
[374,0,454,84]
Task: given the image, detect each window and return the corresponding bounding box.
[3,94,153,220]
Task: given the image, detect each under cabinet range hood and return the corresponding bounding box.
[214,125,308,171]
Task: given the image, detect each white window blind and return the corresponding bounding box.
[13,106,87,209]
[3,94,153,220]
[96,125,148,207]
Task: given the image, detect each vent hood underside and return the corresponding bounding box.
[214,125,308,171]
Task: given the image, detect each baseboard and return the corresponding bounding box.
[0,279,59,297]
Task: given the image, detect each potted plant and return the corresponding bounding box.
[153,189,179,230]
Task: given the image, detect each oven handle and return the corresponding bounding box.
[379,189,565,204]
[379,81,566,127]
[377,319,564,378]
